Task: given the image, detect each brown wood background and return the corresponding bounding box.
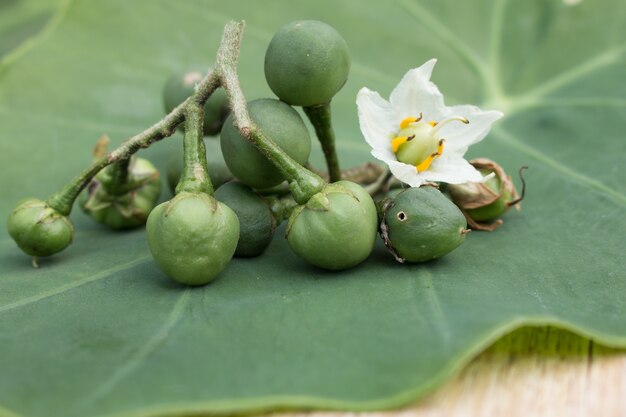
[270,327,626,417]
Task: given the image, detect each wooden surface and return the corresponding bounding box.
[273,327,626,417]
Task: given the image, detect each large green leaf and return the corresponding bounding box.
[0,0,64,61]
[0,1,624,416]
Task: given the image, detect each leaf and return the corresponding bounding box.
[0,0,64,62]
[0,1,625,416]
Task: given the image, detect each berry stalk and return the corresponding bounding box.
[303,103,341,182]
[216,21,326,204]
[45,20,324,215]
[106,158,131,195]
[44,71,221,216]
[175,102,213,195]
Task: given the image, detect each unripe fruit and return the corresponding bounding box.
[220,98,311,189]
[286,181,377,270]
[167,138,233,194]
[214,182,275,257]
[80,158,161,229]
[447,158,525,231]
[380,187,468,263]
[265,20,350,106]
[146,192,239,286]
[464,171,511,222]
[163,67,230,136]
[7,199,74,257]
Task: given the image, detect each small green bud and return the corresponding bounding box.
[146,192,239,286]
[220,98,311,189]
[7,199,74,258]
[214,182,276,257]
[380,187,468,263]
[264,20,350,106]
[80,157,161,230]
[163,67,230,136]
[447,158,526,231]
[286,181,378,270]
[167,138,233,194]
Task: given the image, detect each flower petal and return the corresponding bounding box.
[389,59,448,122]
[369,149,425,187]
[421,155,489,184]
[356,88,396,153]
[438,106,503,155]
[386,159,427,188]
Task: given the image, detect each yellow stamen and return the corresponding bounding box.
[391,136,408,152]
[399,112,423,129]
[416,139,445,172]
[428,121,438,127]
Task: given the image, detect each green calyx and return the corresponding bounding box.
[80,157,161,230]
[146,192,240,286]
[214,182,276,257]
[380,186,468,263]
[264,20,350,106]
[167,138,233,194]
[286,181,378,270]
[220,98,312,189]
[163,67,230,136]
[7,199,74,258]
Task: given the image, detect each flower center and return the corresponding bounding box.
[391,113,469,172]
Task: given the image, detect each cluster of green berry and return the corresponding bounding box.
[5,20,523,282]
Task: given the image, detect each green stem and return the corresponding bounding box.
[45,20,325,214]
[175,102,213,195]
[215,21,326,204]
[106,158,131,195]
[303,102,341,182]
[45,67,221,216]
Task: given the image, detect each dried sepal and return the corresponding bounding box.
[448,158,525,231]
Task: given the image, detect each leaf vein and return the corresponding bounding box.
[0,255,152,314]
[76,289,191,409]
[397,0,492,89]
[516,45,626,102]
[0,0,74,73]
[417,270,451,341]
[493,127,626,205]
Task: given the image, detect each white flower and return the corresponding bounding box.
[356,59,503,187]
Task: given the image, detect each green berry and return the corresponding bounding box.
[380,187,468,263]
[80,158,161,229]
[264,20,350,106]
[220,98,311,189]
[447,158,525,231]
[163,67,230,136]
[286,181,378,270]
[463,170,511,222]
[167,138,233,194]
[214,182,275,257]
[146,192,239,286]
[7,199,74,257]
